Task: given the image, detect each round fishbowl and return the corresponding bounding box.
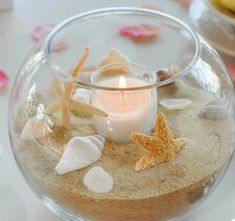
[190,0,235,56]
[8,7,235,221]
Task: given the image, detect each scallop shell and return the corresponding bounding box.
[159,98,192,110]
[55,135,105,175]
[84,166,113,193]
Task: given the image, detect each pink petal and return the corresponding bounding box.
[119,24,159,43]
[31,24,55,41]
[82,66,96,72]
[227,64,235,85]
[178,0,192,9]
[0,70,9,91]
[52,41,69,52]
[142,4,163,11]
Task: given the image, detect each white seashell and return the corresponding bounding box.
[55,135,105,175]
[98,49,130,68]
[74,88,91,104]
[160,98,192,110]
[84,166,113,193]
[21,116,53,140]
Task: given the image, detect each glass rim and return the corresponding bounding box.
[43,7,201,91]
[90,62,157,91]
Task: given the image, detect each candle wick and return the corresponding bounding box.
[121,90,125,97]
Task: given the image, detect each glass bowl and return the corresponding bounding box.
[190,0,235,56]
[8,7,235,221]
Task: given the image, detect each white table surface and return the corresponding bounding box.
[0,0,235,220]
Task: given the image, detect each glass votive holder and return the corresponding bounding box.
[90,63,157,143]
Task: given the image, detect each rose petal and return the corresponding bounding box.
[31,24,54,41]
[0,70,9,91]
[227,64,235,85]
[119,24,159,43]
[51,41,68,52]
[178,0,192,9]
[142,4,163,11]
[82,65,96,72]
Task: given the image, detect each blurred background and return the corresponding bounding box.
[0,0,235,220]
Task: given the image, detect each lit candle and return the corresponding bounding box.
[92,75,157,143]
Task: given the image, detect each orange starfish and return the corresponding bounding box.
[131,112,186,171]
[45,48,108,129]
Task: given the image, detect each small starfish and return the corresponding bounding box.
[45,48,108,129]
[131,112,186,171]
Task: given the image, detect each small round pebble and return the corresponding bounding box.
[84,166,113,193]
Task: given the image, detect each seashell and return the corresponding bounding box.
[119,24,158,43]
[160,98,192,110]
[31,24,54,41]
[98,49,130,68]
[21,116,53,140]
[74,88,91,104]
[84,166,113,193]
[0,69,9,92]
[156,69,172,81]
[98,49,131,76]
[55,135,105,175]
[169,65,180,75]
[199,104,228,121]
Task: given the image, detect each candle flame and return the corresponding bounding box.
[119,76,126,88]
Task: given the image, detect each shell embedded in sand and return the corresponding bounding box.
[55,135,105,175]
[21,116,53,140]
[83,166,113,193]
[159,98,192,110]
[199,104,228,121]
